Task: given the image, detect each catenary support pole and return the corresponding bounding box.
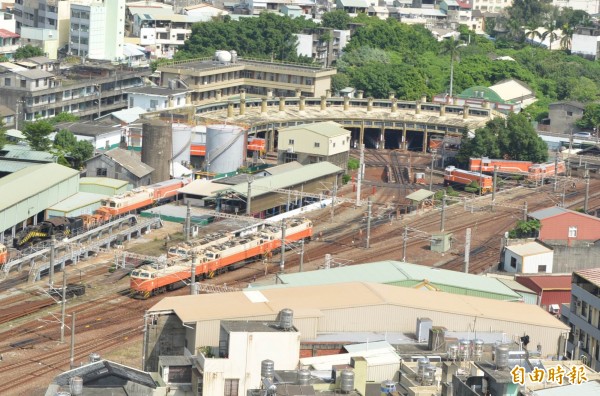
[190,252,197,295]
[279,220,286,273]
[49,236,56,287]
[584,170,590,213]
[70,312,76,369]
[60,268,67,343]
[464,228,471,274]
[402,226,408,262]
[356,144,364,206]
[299,239,304,273]
[492,165,497,211]
[440,191,446,232]
[366,197,372,249]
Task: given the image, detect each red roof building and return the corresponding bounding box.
[515,274,572,311]
[528,207,600,245]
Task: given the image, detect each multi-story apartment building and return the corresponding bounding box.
[0,29,20,59]
[572,24,600,61]
[13,0,71,59]
[295,28,350,67]
[69,0,125,61]
[156,53,336,103]
[562,268,600,371]
[471,0,513,12]
[553,0,600,15]
[0,61,148,124]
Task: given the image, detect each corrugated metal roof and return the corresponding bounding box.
[515,275,571,290]
[0,159,37,173]
[178,180,230,196]
[528,207,569,220]
[405,189,434,202]
[254,260,521,299]
[278,121,350,139]
[338,0,369,7]
[0,163,79,210]
[0,144,56,162]
[264,161,303,176]
[505,242,552,257]
[148,282,569,330]
[13,69,54,79]
[575,268,600,287]
[495,278,536,295]
[216,162,343,199]
[489,79,534,102]
[532,380,600,396]
[79,177,129,189]
[47,192,108,212]
[104,148,154,178]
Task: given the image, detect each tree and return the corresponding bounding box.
[70,140,95,169]
[23,119,54,151]
[54,129,78,152]
[508,219,541,238]
[51,112,79,124]
[560,24,573,50]
[439,38,467,96]
[456,113,548,166]
[331,73,350,93]
[14,45,45,60]
[576,103,600,130]
[0,122,6,150]
[321,10,351,30]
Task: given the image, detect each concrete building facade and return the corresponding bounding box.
[502,242,554,274]
[84,148,154,187]
[126,86,191,112]
[572,25,600,60]
[547,101,585,134]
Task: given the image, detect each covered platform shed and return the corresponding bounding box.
[406,189,434,212]
[46,192,109,218]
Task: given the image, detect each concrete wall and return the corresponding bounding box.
[551,245,600,273]
[144,314,188,372]
[548,103,584,134]
[539,214,600,243]
[572,33,600,60]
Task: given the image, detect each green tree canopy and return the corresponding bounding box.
[14,45,45,60]
[0,122,6,150]
[576,103,600,129]
[23,119,54,151]
[51,112,79,124]
[70,140,95,169]
[54,129,78,152]
[321,10,352,30]
[457,113,548,165]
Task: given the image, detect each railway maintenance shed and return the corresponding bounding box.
[249,260,524,302]
[143,282,569,372]
[0,163,79,243]
[46,192,109,218]
[79,177,130,196]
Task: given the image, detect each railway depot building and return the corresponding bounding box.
[143,282,569,385]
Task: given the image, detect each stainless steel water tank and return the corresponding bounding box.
[279,308,293,330]
[69,376,83,396]
[495,346,510,369]
[340,370,354,392]
[261,359,274,379]
[297,369,310,385]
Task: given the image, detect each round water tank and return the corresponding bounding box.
[215,50,232,63]
[142,119,172,183]
[423,365,436,385]
[172,124,192,165]
[447,344,459,360]
[205,124,245,174]
[69,377,83,396]
[340,370,354,392]
[89,353,101,363]
[261,359,275,379]
[472,339,484,359]
[380,380,396,395]
[416,357,429,380]
[495,346,510,369]
[297,369,310,385]
[279,308,293,330]
[459,339,471,360]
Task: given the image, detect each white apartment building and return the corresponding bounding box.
[70,0,125,61]
[472,0,513,12]
[572,25,600,60]
[553,0,600,15]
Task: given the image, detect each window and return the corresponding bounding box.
[538,265,547,272]
[96,168,107,176]
[510,256,517,268]
[333,142,336,147]
[20,80,26,88]
[4,78,9,86]
[288,139,294,145]
[150,99,159,110]
[567,111,573,116]
[224,379,239,396]
[284,152,297,163]
[569,226,578,238]
[314,142,320,148]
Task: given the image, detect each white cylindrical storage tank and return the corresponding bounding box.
[215,50,232,62]
[416,357,429,380]
[172,124,192,166]
[205,124,245,174]
[340,370,354,393]
[69,377,83,396]
[192,125,207,145]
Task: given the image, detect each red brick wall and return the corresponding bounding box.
[539,213,600,242]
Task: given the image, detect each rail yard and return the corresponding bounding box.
[0,148,598,394]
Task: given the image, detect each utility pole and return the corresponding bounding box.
[584,169,590,213]
[366,197,372,249]
[464,228,471,274]
[190,252,197,295]
[246,176,253,215]
[70,312,76,368]
[330,177,338,221]
[440,191,446,232]
[492,165,497,212]
[299,238,305,272]
[429,151,436,191]
[49,236,56,287]
[478,156,483,196]
[60,268,67,343]
[279,220,286,273]
[356,144,364,206]
[523,201,528,221]
[402,226,408,262]
[553,150,559,192]
[184,201,191,242]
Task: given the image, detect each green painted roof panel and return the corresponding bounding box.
[47,192,108,212]
[79,177,129,189]
[278,121,350,139]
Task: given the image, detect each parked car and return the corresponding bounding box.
[573,132,592,139]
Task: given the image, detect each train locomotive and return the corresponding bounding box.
[7,178,189,252]
[444,166,493,193]
[469,157,566,181]
[130,218,313,298]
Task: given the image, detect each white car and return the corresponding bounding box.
[573,132,592,139]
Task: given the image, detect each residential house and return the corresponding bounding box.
[281,4,304,18]
[277,121,351,170]
[561,268,600,371]
[125,86,191,112]
[572,24,600,60]
[502,241,554,274]
[367,5,389,20]
[545,101,585,134]
[0,104,15,128]
[0,62,148,123]
[396,7,447,26]
[529,207,600,246]
[0,9,16,33]
[181,3,228,19]
[440,0,472,29]
[336,0,369,17]
[515,274,572,312]
[0,28,18,59]
[84,147,154,187]
[472,0,513,12]
[156,54,336,103]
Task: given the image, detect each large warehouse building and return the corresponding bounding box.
[143,282,569,372]
[0,163,79,243]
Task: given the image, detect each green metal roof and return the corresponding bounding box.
[0,163,80,210]
[458,86,510,104]
[216,162,343,199]
[252,260,522,300]
[0,144,57,162]
[79,177,129,189]
[278,121,350,139]
[47,192,108,212]
[0,159,36,174]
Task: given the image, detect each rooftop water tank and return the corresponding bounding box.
[472,339,484,361]
[261,359,275,379]
[423,365,436,386]
[416,357,429,381]
[459,339,471,361]
[279,308,294,330]
[205,124,245,174]
[215,50,232,63]
[380,380,396,395]
[297,369,310,385]
[495,346,510,370]
[447,344,459,360]
[69,377,83,396]
[340,370,354,393]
